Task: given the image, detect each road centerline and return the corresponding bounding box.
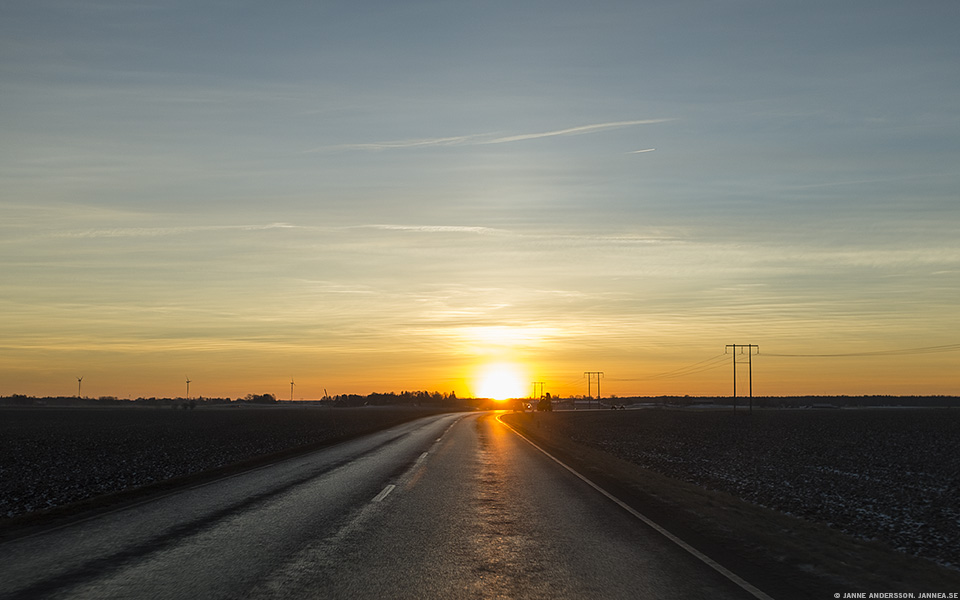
[372,484,396,503]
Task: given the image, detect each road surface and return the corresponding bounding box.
[1,412,770,599]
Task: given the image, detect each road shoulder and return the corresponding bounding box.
[500,412,960,599]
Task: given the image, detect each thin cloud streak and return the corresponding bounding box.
[480,119,674,144]
[53,223,299,239]
[315,119,674,152]
[350,224,683,244]
[783,174,933,190]
[328,134,487,152]
[630,148,656,154]
[358,224,506,235]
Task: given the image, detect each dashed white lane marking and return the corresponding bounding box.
[433,414,466,445]
[497,414,776,600]
[416,452,429,464]
[372,484,396,503]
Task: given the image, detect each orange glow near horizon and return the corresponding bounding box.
[3,333,960,400]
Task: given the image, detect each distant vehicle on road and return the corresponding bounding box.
[537,394,553,411]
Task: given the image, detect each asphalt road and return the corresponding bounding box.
[1,412,770,600]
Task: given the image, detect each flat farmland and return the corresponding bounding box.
[0,405,449,528]
[506,408,960,571]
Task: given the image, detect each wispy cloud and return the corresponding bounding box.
[314,119,674,152]
[53,223,298,239]
[630,148,656,154]
[783,175,929,191]
[358,224,505,235]
[329,134,487,151]
[41,221,512,242]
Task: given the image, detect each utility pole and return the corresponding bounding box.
[725,345,758,413]
[584,372,604,407]
[531,382,544,400]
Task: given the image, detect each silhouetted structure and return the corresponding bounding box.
[726,344,758,412]
[537,393,553,411]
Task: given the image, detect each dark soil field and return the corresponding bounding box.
[0,405,449,530]
[502,408,960,594]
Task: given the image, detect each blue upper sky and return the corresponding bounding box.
[2,0,958,398]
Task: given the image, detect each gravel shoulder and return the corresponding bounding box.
[501,409,960,599]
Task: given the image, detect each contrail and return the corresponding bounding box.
[332,134,485,151]
[482,119,673,145]
[317,119,675,152]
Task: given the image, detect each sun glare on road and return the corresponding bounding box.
[475,363,527,400]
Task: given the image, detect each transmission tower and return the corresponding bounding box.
[584,372,604,407]
[725,345,758,412]
[531,381,545,400]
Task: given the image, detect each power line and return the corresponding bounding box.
[631,354,730,381]
[764,343,960,358]
[631,342,960,384]
[573,342,959,399]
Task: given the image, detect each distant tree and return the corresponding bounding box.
[243,393,277,404]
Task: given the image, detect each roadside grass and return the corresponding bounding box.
[501,411,960,599]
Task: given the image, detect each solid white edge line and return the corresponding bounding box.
[372,484,396,503]
[497,414,776,600]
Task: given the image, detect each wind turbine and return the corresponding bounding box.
[77,376,83,398]
[185,376,191,399]
[290,377,295,402]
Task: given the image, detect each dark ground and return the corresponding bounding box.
[517,408,960,567]
[4,404,958,594]
[502,408,960,594]
[0,405,450,532]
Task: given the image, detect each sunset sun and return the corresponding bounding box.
[475,363,527,401]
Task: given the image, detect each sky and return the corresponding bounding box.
[2,0,959,400]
